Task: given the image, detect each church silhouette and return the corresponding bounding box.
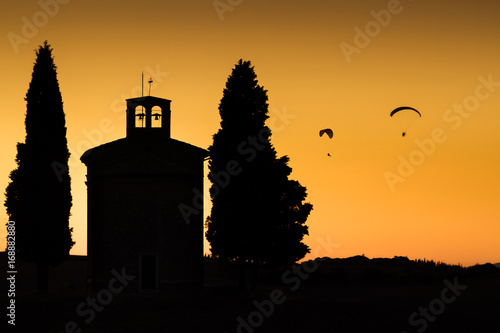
[81,95,207,292]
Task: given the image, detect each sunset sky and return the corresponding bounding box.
[1,0,499,266]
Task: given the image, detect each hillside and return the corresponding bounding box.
[2,253,499,332]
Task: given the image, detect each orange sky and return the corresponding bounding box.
[1,0,499,266]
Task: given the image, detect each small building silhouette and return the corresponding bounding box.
[81,95,207,292]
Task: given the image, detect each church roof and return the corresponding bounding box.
[80,134,208,176]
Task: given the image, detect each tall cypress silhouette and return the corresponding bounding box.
[206,60,312,277]
[4,41,73,293]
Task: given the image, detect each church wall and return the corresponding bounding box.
[89,168,204,292]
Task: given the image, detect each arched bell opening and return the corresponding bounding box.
[151,106,162,128]
[135,105,147,128]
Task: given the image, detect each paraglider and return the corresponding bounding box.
[319,128,333,157]
[390,106,421,137]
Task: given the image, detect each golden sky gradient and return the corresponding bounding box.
[1,0,499,266]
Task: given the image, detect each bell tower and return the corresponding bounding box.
[126,96,171,137]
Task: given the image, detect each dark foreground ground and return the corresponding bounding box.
[2,255,499,332]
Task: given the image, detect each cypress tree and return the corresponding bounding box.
[4,41,74,293]
[206,60,312,273]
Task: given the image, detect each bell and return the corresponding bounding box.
[152,113,161,121]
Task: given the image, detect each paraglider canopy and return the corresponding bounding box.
[390,106,421,117]
[319,128,333,139]
[390,106,421,137]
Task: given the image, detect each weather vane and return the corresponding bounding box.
[148,77,153,96]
